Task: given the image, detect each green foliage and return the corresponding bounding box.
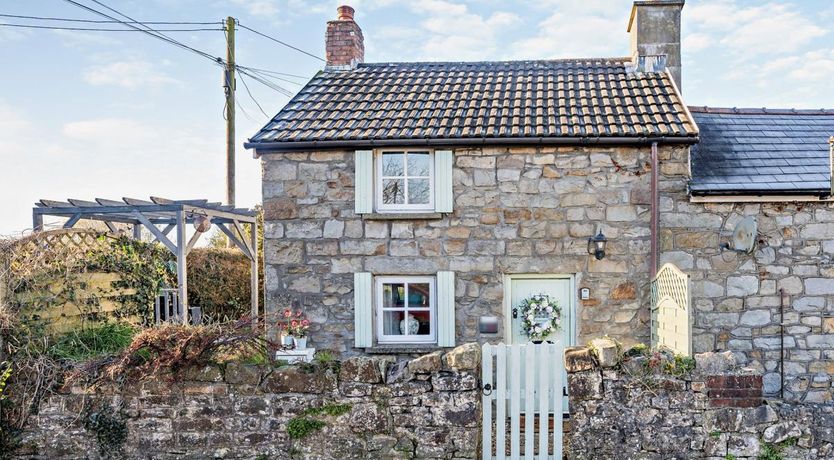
[83,403,128,459]
[287,417,326,439]
[49,322,136,362]
[7,232,175,331]
[758,437,798,460]
[313,350,335,364]
[710,430,722,438]
[302,403,352,418]
[725,454,737,460]
[663,354,696,377]
[0,364,10,402]
[287,403,352,440]
[623,343,649,358]
[758,442,781,460]
[186,248,257,323]
[88,235,176,324]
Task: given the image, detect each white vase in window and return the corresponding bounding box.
[399,314,419,335]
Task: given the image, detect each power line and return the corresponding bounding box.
[0,13,220,25]
[237,71,270,118]
[237,67,294,97]
[237,65,302,86]
[237,23,324,62]
[61,0,224,66]
[235,65,308,80]
[0,22,221,32]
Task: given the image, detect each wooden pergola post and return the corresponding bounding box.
[250,220,259,325]
[175,210,188,324]
[31,196,260,326]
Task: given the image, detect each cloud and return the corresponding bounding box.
[52,29,121,48]
[82,60,181,89]
[508,0,629,59]
[685,0,827,57]
[370,0,521,61]
[230,0,281,16]
[682,33,713,53]
[62,119,155,145]
[756,48,834,83]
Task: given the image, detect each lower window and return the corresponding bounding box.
[375,276,436,344]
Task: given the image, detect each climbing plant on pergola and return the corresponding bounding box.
[33,196,259,325]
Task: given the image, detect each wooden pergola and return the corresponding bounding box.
[32,196,259,325]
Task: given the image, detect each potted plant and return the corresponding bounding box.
[280,309,295,347]
[289,315,310,349]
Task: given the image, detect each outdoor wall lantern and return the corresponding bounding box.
[587,231,608,260]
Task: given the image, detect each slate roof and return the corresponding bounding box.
[689,107,834,196]
[246,59,698,150]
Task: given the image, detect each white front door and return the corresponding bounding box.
[505,275,575,412]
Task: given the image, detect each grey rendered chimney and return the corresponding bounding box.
[627,0,685,91]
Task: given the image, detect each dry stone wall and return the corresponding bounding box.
[566,344,834,459]
[659,151,834,402]
[17,344,481,459]
[262,146,686,353]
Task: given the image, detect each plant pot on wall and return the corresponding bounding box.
[281,334,294,347]
[294,337,307,349]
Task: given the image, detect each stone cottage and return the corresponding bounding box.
[663,107,834,402]
[246,2,834,402]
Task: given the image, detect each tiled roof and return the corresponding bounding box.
[246,59,698,149]
[689,107,834,196]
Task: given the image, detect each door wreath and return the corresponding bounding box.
[518,294,562,341]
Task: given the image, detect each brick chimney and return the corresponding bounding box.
[325,5,364,70]
[627,0,684,90]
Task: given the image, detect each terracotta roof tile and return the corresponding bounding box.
[249,59,697,146]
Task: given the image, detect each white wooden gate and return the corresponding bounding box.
[482,342,563,460]
[651,263,692,356]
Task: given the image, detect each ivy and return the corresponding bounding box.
[287,403,352,440]
[83,402,128,459]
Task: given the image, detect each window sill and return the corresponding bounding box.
[363,345,446,354]
[362,212,443,221]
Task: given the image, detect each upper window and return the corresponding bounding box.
[375,276,436,344]
[375,150,434,212]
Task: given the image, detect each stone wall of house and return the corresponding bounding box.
[262,145,689,353]
[566,342,834,459]
[659,151,834,402]
[17,344,481,459]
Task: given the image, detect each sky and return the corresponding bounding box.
[1,0,833,235]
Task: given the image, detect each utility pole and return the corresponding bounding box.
[224,16,236,247]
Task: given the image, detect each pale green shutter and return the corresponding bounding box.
[354,272,373,347]
[437,271,456,347]
[434,150,453,213]
[354,150,373,214]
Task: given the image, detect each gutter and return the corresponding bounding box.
[690,194,834,203]
[246,135,700,154]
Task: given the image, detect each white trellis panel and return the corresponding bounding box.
[651,263,692,356]
[482,342,563,460]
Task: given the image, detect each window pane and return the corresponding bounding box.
[410,311,432,335]
[407,178,430,204]
[382,179,405,204]
[408,283,431,308]
[407,152,431,176]
[383,311,405,335]
[382,283,405,308]
[381,152,404,177]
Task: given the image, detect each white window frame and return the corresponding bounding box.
[375,275,437,344]
[375,150,435,212]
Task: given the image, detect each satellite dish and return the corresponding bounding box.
[731,216,757,253]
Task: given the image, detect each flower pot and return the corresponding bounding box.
[293,337,307,349]
[281,335,294,347]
